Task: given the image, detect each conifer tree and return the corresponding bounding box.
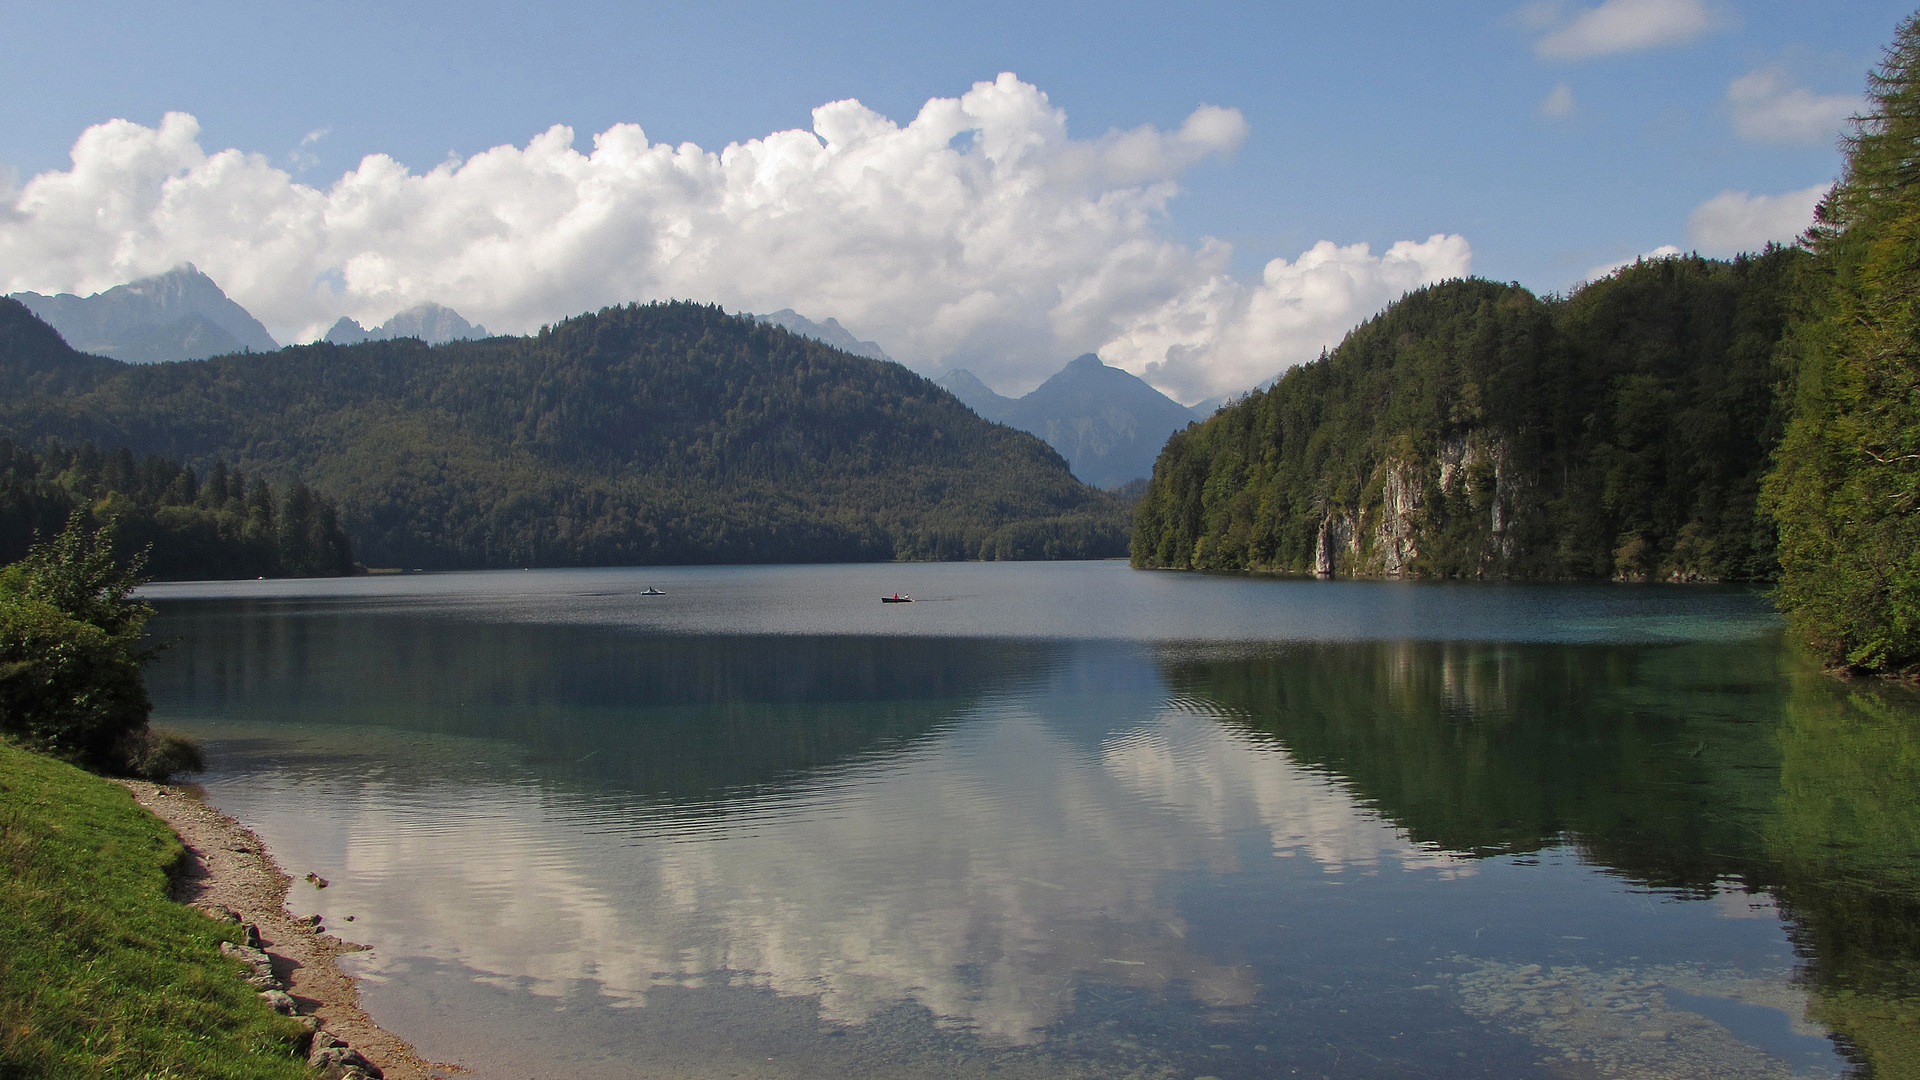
[1764,11,1920,674]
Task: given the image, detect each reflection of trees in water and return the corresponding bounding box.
[1161,639,1920,1075]
[1768,677,1920,1078]
[1158,639,1784,881]
[148,600,1054,803]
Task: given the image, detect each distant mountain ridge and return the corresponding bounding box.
[751,310,890,361]
[8,265,279,363]
[0,297,1126,567]
[940,356,1203,490]
[325,302,488,346]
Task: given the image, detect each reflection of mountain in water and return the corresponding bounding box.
[1161,639,1920,1076]
[148,601,1049,802]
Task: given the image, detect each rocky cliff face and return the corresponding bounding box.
[1311,434,1519,578]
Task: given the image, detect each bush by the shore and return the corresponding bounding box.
[0,740,311,1078]
[0,512,202,779]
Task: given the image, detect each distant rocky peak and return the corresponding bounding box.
[123,263,216,298]
[323,303,487,347]
[383,302,486,344]
[990,352,1202,490]
[751,309,891,362]
[938,367,1015,421]
[5,263,279,361]
[323,317,371,345]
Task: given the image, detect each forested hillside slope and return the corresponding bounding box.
[1131,249,1800,582]
[0,300,1126,568]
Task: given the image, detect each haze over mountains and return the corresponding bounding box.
[8,266,279,363]
[941,356,1214,490]
[8,265,495,361]
[324,303,489,346]
[9,264,1233,494]
[751,310,890,362]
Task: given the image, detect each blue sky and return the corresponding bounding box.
[0,1,1906,398]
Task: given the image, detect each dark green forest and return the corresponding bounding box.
[1131,249,1800,583]
[0,440,356,580]
[0,299,1127,569]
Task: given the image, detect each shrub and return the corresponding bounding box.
[0,513,190,774]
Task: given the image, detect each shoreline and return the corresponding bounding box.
[117,779,455,1080]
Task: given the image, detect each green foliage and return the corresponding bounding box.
[1763,13,1920,676]
[0,438,357,580]
[0,298,1127,567]
[1133,250,1801,581]
[0,741,311,1080]
[0,514,156,771]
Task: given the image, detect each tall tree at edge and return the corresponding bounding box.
[1765,10,1920,675]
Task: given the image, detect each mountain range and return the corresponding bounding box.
[0,297,1126,567]
[8,266,280,363]
[940,356,1209,490]
[10,267,1210,494]
[325,303,489,346]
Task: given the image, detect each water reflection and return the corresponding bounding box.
[142,576,1920,1079]
[1159,638,1920,1078]
[151,601,1048,800]
[177,642,1476,1047]
[1158,639,1788,878]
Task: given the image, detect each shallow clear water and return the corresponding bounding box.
[140,562,1920,1079]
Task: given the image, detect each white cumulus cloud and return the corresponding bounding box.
[1686,184,1828,255]
[1726,67,1861,146]
[0,75,1464,403]
[1100,235,1472,397]
[1532,0,1720,60]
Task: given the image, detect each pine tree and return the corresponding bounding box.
[1764,11,1920,674]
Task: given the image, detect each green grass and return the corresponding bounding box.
[0,740,312,1079]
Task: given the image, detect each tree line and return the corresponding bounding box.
[0,439,356,579]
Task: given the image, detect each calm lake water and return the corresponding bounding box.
[140,562,1920,1079]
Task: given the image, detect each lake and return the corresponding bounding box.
[140,561,1920,1079]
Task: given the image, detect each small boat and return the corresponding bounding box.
[882,593,913,603]
[641,587,665,596]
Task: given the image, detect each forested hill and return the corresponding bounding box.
[1131,249,1801,581]
[0,299,1127,568]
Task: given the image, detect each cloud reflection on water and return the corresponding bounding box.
[226,685,1471,1044]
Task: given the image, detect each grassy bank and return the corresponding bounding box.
[0,740,311,1079]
